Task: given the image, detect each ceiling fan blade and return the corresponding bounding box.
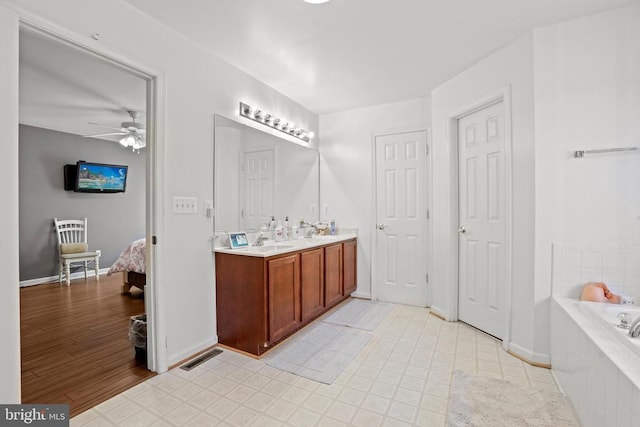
[83,132,127,138]
[87,122,126,132]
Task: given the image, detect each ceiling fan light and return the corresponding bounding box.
[120,134,136,148]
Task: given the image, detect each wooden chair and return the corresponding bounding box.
[54,218,101,286]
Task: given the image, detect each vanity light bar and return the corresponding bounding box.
[239,102,311,143]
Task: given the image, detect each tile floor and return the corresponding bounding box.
[71,304,566,426]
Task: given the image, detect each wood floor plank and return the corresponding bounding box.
[20,274,154,417]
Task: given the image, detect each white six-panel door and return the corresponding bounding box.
[375,131,428,306]
[457,101,506,339]
[241,149,274,232]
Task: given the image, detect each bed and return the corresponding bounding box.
[107,238,146,293]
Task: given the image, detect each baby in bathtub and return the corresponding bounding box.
[580,282,622,304]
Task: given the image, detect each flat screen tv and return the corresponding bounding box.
[74,161,128,193]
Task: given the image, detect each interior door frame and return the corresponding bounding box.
[18,15,167,373]
[446,87,513,349]
[371,127,432,306]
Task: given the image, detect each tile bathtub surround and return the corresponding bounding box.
[72,304,570,426]
[552,243,640,301]
[551,298,640,427]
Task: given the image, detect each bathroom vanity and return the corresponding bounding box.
[215,235,357,356]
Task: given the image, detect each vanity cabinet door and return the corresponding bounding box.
[268,254,301,343]
[343,239,357,296]
[325,243,344,308]
[301,248,325,323]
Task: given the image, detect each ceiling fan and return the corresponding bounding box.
[84,110,146,151]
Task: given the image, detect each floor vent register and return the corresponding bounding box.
[180,348,223,371]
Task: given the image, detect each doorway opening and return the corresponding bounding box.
[18,23,160,416]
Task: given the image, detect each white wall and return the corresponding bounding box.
[534,3,640,350]
[319,97,430,299]
[19,125,146,281]
[430,34,539,361]
[0,3,21,404]
[0,0,318,398]
[429,3,640,365]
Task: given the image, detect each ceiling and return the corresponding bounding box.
[19,29,146,143]
[123,0,639,114]
[18,0,639,141]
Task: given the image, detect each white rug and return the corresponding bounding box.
[447,371,578,426]
[265,322,371,384]
[322,299,393,331]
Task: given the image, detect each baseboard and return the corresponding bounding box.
[19,267,111,287]
[507,342,551,368]
[350,291,371,300]
[429,305,448,320]
[167,336,219,367]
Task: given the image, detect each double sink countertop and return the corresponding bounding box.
[214,233,357,258]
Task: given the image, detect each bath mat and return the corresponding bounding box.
[265,322,371,384]
[447,371,578,426]
[322,299,393,331]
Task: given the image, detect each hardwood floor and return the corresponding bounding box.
[20,273,155,417]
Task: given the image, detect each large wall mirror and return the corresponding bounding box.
[214,114,320,233]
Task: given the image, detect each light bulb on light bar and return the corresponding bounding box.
[304,0,331,3]
[239,102,311,143]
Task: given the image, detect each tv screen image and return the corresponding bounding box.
[76,162,128,193]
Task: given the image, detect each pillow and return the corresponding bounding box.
[60,243,88,254]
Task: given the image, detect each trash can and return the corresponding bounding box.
[129,314,147,361]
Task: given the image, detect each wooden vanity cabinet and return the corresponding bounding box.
[267,254,301,344]
[215,253,269,355]
[324,243,344,308]
[215,238,357,356]
[343,239,357,296]
[300,248,325,322]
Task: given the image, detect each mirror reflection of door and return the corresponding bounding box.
[241,149,274,232]
[213,114,320,234]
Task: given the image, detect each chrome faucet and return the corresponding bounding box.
[628,317,640,338]
[303,228,315,239]
[253,233,269,246]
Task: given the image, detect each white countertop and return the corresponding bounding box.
[214,233,357,258]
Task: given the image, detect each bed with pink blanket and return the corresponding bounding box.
[107,238,146,293]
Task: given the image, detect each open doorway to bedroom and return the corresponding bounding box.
[18,26,155,416]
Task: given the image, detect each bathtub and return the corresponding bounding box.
[579,301,640,356]
[551,298,640,426]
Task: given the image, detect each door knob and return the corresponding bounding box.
[457,226,466,234]
[377,224,387,230]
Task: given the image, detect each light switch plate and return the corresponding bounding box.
[173,196,198,214]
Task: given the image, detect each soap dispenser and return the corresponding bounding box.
[269,216,276,230]
[284,216,290,240]
[275,221,284,241]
